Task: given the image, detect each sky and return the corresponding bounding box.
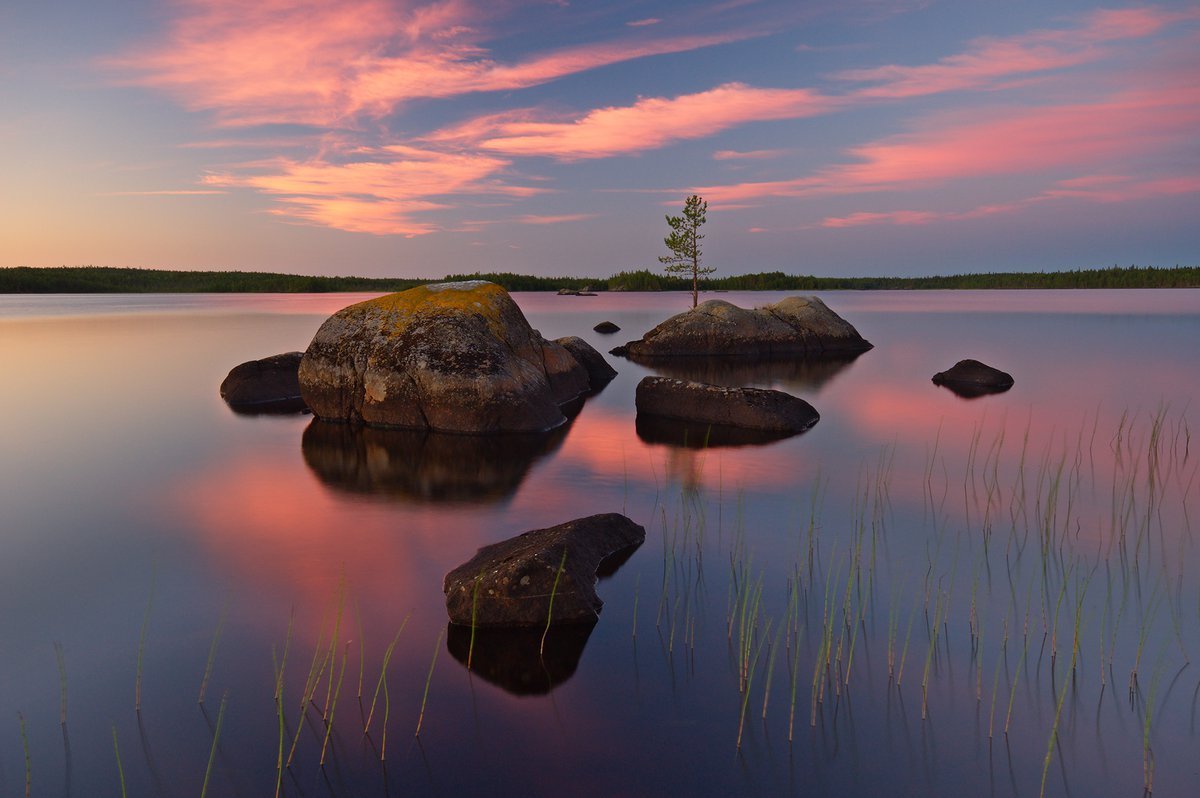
[2,0,1197,279]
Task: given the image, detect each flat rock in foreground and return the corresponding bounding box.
[219,352,307,412]
[932,359,1014,398]
[611,296,871,358]
[444,513,645,627]
[636,376,819,433]
[299,281,589,433]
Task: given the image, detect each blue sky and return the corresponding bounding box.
[2,0,1197,278]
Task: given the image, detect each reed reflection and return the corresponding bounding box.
[301,418,571,503]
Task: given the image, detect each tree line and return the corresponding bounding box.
[2,264,1196,294]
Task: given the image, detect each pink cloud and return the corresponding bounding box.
[203,144,539,236]
[109,0,755,128]
[819,174,1200,228]
[694,78,1200,205]
[626,18,662,28]
[834,5,1196,99]
[436,83,835,160]
[516,213,596,225]
[712,148,791,160]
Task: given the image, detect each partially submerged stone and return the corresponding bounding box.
[932,359,1014,398]
[555,336,617,390]
[611,296,871,358]
[444,513,645,627]
[219,352,308,413]
[298,281,590,433]
[636,376,819,434]
[593,321,621,334]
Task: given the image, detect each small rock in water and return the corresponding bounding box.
[219,352,308,413]
[593,320,621,334]
[932,359,1014,398]
[635,376,819,434]
[444,513,645,627]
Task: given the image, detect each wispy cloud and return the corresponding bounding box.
[516,213,596,225]
[713,148,792,160]
[202,144,539,236]
[694,77,1200,205]
[99,189,228,196]
[833,6,1197,99]
[820,174,1200,228]
[433,83,835,159]
[109,0,756,128]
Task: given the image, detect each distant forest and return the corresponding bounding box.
[2,265,1197,293]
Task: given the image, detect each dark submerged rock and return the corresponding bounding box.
[555,336,617,390]
[611,296,871,358]
[301,418,569,504]
[932,359,1014,398]
[636,377,819,434]
[445,620,594,695]
[593,320,621,334]
[298,281,590,433]
[219,352,308,413]
[444,513,645,627]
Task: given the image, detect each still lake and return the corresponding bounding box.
[1,289,1198,796]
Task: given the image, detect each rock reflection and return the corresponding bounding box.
[623,351,863,392]
[446,622,595,695]
[933,382,1014,400]
[301,419,569,503]
[635,414,805,448]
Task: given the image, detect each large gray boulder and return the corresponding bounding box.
[298,281,589,433]
[611,296,871,358]
[636,376,819,433]
[444,513,645,627]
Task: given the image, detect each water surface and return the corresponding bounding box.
[1,289,1197,796]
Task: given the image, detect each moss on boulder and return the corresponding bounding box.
[299,281,589,433]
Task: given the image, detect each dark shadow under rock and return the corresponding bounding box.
[220,352,308,413]
[623,350,863,392]
[932,359,1014,399]
[445,621,594,696]
[301,418,569,504]
[444,513,645,627]
[635,414,802,448]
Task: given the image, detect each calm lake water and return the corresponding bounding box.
[1,289,1197,796]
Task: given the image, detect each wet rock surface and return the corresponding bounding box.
[635,376,819,434]
[444,513,645,627]
[554,336,617,390]
[611,296,871,358]
[219,351,307,412]
[298,281,589,433]
[932,359,1014,398]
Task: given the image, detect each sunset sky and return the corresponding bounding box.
[2,0,1197,278]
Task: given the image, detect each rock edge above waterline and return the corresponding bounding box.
[298,281,590,433]
[611,296,872,358]
[444,513,645,627]
[635,376,819,433]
